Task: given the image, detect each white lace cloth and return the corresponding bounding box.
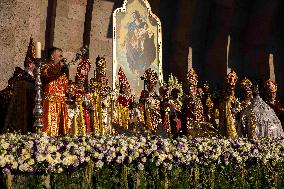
[241,95,283,138]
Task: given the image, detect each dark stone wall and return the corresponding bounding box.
[156,0,283,101]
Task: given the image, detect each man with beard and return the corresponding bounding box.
[41,47,69,136]
[263,79,284,128]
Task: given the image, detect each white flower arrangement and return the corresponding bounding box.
[0,133,283,176]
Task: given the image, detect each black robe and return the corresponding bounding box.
[0,67,29,132]
[0,86,13,132]
[3,69,35,134]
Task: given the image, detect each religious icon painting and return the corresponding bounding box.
[113,0,163,99]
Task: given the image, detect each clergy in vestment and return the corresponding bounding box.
[3,38,36,134]
[42,47,69,136]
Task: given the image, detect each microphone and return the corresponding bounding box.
[62,58,67,63]
[65,45,89,66]
[81,45,88,55]
[60,58,68,66]
[60,58,69,78]
[74,45,89,62]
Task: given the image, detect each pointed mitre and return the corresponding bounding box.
[24,37,36,66]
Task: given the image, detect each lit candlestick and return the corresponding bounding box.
[226,35,231,72]
[35,42,41,58]
[188,46,192,70]
[269,53,275,81]
[227,35,231,74]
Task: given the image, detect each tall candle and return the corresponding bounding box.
[269,53,275,81]
[226,35,231,67]
[188,46,192,70]
[35,42,41,58]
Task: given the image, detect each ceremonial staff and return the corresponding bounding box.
[140,76,147,126]
[65,45,89,66]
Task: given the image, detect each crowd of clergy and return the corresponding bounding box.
[0,38,283,139]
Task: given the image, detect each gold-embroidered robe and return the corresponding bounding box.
[42,63,69,136]
[219,95,240,138]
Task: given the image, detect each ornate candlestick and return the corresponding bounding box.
[33,58,44,132]
[140,76,147,126]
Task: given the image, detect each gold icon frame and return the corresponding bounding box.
[113,0,163,97]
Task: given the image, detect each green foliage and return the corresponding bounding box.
[5,162,284,189]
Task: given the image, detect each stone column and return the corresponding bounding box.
[89,0,114,82]
[270,0,284,103]
[190,0,212,86]
[204,0,235,87]
[169,0,195,88]
[53,0,87,81]
[242,0,278,81]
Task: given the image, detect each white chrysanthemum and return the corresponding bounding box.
[152,145,158,151]
[46,154,54,164]
[0,158,6,167]
[164,146,170,153]
[73,159,80,167]
[25,141,34,149]
[47,145,57,153]
[129,144,133,149]
[85,156,91,162]
[138,163,144,170]
[128,157,133,163]
[36,154,45,162]
[6,155,14,164]
[19,163,29,172]
[133,151,139,159]
[12,161,18,169]
[167,163,173,171]
[62,156,71,166]
[158,154,166,162]
[57,167,64,173]
[155,160,161,166]
[141,157,147,163]
[28,159,35,166]
[1,142,9,150]
[96,160,104,168]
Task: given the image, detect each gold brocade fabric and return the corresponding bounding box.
[169,99,182,113]
[42,63,69,136]
[203,96,214,122]
[181,95,218,137]
[182,96,205,123]
[42,100,69,136]
[115,103,130,129]
[90,92,102,134]
[247,112,256,139]
[141,95,161,131]
[71,97,86,136]
[241,99,252,111]
[219,95,238,138]
[90,91,113,135]
[187,122,219,138]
